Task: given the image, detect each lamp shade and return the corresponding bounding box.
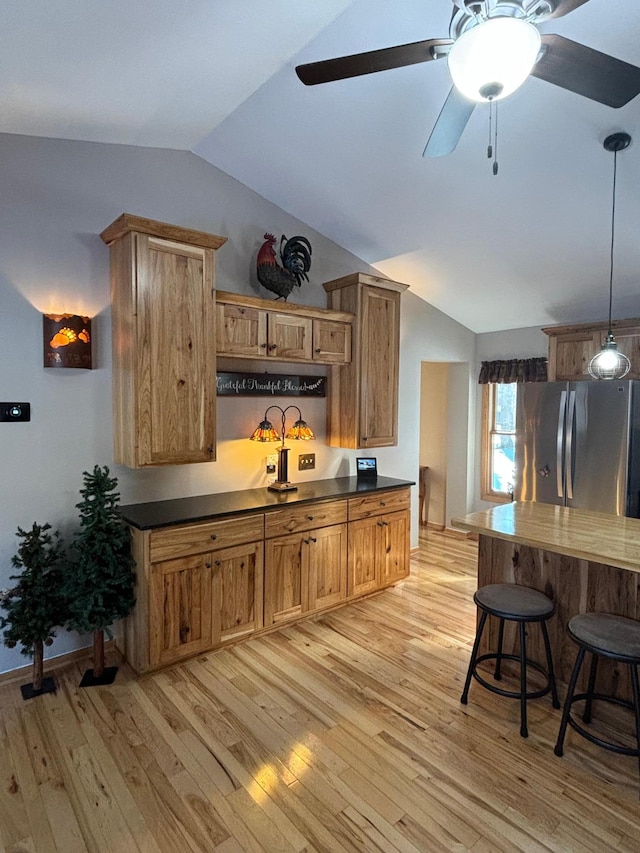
[286,418,315,440]
[448,17,541,102]
[588,334,631,380]
[250,419,280,441]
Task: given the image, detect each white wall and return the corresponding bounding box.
[0,133,477,674]
[472,326,548,512]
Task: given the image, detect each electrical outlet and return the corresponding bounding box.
[298,453,316,471]
[266,453,278,474]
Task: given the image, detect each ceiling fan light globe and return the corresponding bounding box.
[448,17,541,102]
[588,336,631,380]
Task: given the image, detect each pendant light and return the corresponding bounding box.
[588,132,632,381]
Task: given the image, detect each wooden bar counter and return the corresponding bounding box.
[453,501,640,699]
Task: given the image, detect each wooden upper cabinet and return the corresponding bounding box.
[323,273,408,449]
[216,291,353,365]
[543,317,640,381]
[102,214,226,467]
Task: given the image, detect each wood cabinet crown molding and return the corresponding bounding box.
[542,317,640,336]
[217,290,355,323]
[101,213,227,250]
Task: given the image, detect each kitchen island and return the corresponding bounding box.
[453,501,640,698]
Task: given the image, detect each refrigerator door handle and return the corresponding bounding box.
[566,389,576,500]
[557,390,566,499]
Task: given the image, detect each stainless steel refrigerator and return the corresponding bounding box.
[514,381,640,517]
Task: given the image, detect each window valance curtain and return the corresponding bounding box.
[478,357,547,384]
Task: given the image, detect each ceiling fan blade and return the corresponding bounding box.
[296,39,452,86]
[545,0,590,20]
[532,34,640,108]
[423,86,475,158]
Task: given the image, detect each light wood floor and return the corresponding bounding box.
[2,530,640,852]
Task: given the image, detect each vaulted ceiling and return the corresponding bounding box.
[3,0,640,332]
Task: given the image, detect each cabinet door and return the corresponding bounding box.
[379,510,410,586]
[307,523,347,611]
[600,326,640,380]
[348,511,410,597]
[136,235,216,464]
[547,331,600,381]
[313,319,351,364]
[347,516,383,597]
[211,542,264,646]
[150,553,212,668]
[359,286,401,447]
[216,303,267,358]
[268,313,313,360]
[264,532,307,625]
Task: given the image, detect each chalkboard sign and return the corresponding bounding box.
[216,372,326,397]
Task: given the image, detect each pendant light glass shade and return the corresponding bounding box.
[588,333,630,380]
[448,18,541,103]
[587,132,632,381]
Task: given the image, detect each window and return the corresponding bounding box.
[481,383,517,502]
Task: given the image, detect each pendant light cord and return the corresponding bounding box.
[607,147,618,336]
[487,100,499,175]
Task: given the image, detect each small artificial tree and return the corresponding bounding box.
[0,522,66,699]
[65,465,135,686]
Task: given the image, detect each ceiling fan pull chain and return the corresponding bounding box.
[493,100,499,176]
[487,99,493,159]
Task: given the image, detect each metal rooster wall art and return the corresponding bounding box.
[257,233,312,301]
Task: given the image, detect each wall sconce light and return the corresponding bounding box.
[43,314,92,369]
[250,404,315,491]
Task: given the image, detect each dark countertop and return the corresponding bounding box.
[120,476,415,530]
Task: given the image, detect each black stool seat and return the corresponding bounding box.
[568,612,640,661]
[475,583,555,621]
[555,611,640,796]
[461,582,559,738]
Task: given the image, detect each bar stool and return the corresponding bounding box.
[554,612,640,788]
[461,583,560,737]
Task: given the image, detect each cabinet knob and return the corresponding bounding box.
[377,521,384,527]
[362,437,368,442]
[310,536,317,543]
[269,344,277,351]
[207,447,214,454]
[303,538,309,545]
[260,343,267,349]
[215,560,222,567]
[205,562,211,568]
[210,534,217,541]
[307,515,314,521]
[380,501,386,507]
[315,347,321,353]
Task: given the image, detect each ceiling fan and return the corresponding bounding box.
[295,0,640,158]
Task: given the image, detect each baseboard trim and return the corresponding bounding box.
[0,640,116,687]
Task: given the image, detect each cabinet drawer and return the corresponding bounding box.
[348,488,411,521]
[150,513,265,562]
[265,499,347,539]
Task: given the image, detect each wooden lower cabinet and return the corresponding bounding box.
[149,540,263,669]
[264,523,348,626]
[348,510,410,596]
[125,487,410,674]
